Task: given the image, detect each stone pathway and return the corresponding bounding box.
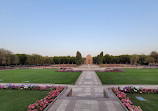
[47,65,125,111]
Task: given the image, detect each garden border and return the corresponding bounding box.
[44,86,68,111]
[109,88,128,111]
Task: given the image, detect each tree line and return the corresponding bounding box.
[93,51,158,65]
[0,48,157,66]
[0,48,79,66]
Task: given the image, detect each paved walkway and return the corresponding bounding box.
[47,65,125,111]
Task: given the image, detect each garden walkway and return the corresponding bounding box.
[47,65,125,111]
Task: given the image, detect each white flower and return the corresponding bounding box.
[134,89,137,92]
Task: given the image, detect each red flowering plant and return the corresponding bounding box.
[112,88,142,111]
[112,86,158,111]
[28,86,64,111]
[0,84,65,111]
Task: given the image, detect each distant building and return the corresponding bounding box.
[84,54,93,64]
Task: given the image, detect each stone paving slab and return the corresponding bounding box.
[47,99,125,111]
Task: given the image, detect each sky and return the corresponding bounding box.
[0,0,158,57]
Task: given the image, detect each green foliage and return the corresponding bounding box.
[53,56,75,64]
[150,51,158,63]
[16,54,28,65]
[94,54,131,64]
[138,55,147,65]
[75,51,82,65]
[130,54,139,64]
[145,56,155,64]
[95,51,103,64]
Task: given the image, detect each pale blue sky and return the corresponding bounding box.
[0,0,158,57]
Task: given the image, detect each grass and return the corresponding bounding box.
[127,94,158,111]
[0,89,49,111]
[97,69,158,84]
[0,69,80,84]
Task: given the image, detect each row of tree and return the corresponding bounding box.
[0,48,81,66]
[93,51,158,65]
[0,48,158,66]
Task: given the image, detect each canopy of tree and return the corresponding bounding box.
[0,48,158,66]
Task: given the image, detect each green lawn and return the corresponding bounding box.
[0,89,49,111]
[127,94,158,111]
[0,69,80,84]
[97,69,158,84]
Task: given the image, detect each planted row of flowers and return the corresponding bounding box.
[96,68,125,72]
[121,86,158,94]
[28,86,64,111]
[0,84,65,111]
[0,84,61,91]
[55,68,82,72]
[112,86,158,111]
[112,88,142,111]
[51,64,77,67]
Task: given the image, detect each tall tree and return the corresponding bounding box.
[16,54,28,65]
[150,51,158,63]
[145,56,155,64]
[130,54,139,64]
[75,51,82,65]
[98,51,103,64]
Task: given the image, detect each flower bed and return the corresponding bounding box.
[51,64,78,67]
[55,68,82,72]
[121,86,158,94]
[112,86,158,111]
[0,84,65,111]
[96,68,125,72]
[28,87,64,111]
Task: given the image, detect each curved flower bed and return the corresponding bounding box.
[112,86,158,111]
[0,84,65,111]
[96,68,125,72]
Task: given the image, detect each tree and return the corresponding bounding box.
[138,55,147,65]
[93,57,97,64]
[145,56,155,64]
[16,54,28,65]
[75,51,82,65]
[150,51,158,63]
[53,57,61,64]
[130,54,139,64]
[0,48,13,65]
[118,55,131,64]
[98,51,103,64]
[12,54,20,65]
[44,56,52,65]
[103,54,111,64]
[26,55,34,65]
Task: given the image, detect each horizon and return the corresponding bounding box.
[0,0,158,57]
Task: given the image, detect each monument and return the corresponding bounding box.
[84,54,93,64]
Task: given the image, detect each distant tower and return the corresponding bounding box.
[84,54,93,64]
